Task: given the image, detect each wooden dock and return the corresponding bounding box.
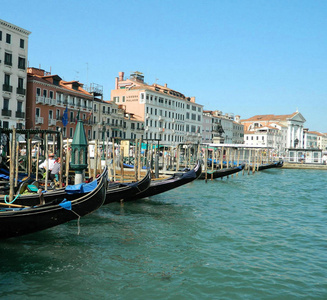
[282,163,327,170]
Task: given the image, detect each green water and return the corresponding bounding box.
[1,169,326,299]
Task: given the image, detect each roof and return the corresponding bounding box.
[241,112,297,122]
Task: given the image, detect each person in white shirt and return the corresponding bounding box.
[39,153,56,178]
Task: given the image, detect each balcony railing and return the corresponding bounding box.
[48,119,57,126]
[35,116,44,124]
[16,87,26,95]
[3,84,13,93]
[15,111,25,118]
[2,109,12,117]
[36,96,45,104]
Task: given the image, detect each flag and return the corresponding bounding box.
[62,106,68,127]
[75,109,80,125]
[86,110,92,121]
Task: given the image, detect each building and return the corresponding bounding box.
[0,19,31,129]
[26,67,94,138]
[303,130,318,149]
[306,131,327,150]
[202,110,244,144]
[111,71,203,146]
[96,99,144,142]
[241,112,306,155]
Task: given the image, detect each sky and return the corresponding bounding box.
[2,0,327,132]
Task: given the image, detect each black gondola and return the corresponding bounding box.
[257,160,283,171]
[127,161,202,201]
[198,163,245,179]
[0,168,151,207]
[105,169,151,204]
[0,167,107,240]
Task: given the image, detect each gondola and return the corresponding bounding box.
[0,167,107,240]
[0,168,150,207]
[104,169,151,204]
[198,163,245,179]
[127,160,202,201]
[257,160,283,171]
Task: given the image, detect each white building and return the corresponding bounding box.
[202,110,244,144]
[0,19,31,129]
[111,71,203,147]
[241,112,306,155]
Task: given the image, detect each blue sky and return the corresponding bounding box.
[3,0,327,132]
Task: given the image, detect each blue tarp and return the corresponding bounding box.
[59,199,72,210]
[65,180,97,194]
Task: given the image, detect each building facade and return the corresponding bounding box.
[26,67,94,138]
[111,71,203,146]
[0,19,31,129]
[241,112,306,155]
[202,110,244,144]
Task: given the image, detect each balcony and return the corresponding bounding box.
[15,111,25,118]
[2,109,12,117]
[16,87,26,95]
[36,96,45,104]
[3,84,13,93]
[49,98,56,106]
[146,113,150,119]
[48,119,57,126]
[35,116,44,124]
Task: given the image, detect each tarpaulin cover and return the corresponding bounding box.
[65,180,97,194]
[65,183,83,194]
[59,199,72,210]
[181,170,196,179]
[81,179,97,193]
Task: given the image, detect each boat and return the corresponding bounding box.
[105,169,151,204]
[0,167,107,240]
[0,168,150,207]
[198,163,245,179]
[127,161,202,201]
[257,160,283,171]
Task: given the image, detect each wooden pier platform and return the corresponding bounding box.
[282,163,327,170]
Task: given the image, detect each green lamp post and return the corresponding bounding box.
[70,113,88,184]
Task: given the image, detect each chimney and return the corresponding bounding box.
[164,83,167,88]
[119,72,124,81]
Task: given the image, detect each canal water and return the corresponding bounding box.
[0,168,326,299]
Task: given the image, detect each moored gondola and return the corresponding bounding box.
[0,167,107,240]
[128,161,201,201]
[105,169,151,204]
[198,163,245,179]
[257,160,283,171]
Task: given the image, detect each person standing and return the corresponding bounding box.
[50,157,61,182]
[39,153,56,178]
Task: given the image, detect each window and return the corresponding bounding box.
[49,110,53,119]
[2,121,9,129]
[20,39,25,48]
[6,33,11,44]
[36,108,40,117]
[0,31,2,41]
[36,88,41,96]
[18,78,24,89]
[4,74,10,86]
[17,101,23,112]
[3,98,9,110]
[122,96,125,102]
[18,57,26,69]
[4,52,12,66]
[43,89,47,97]
[49,91,54,99]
